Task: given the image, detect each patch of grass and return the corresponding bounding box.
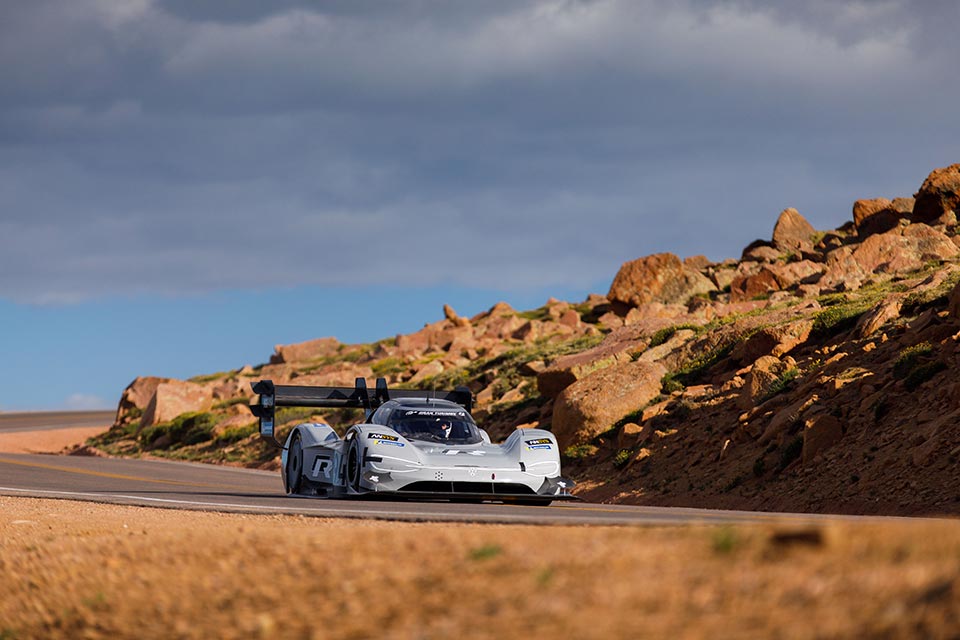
[139,412,218,449]
[189,371,232,384]
[212,397,250,410]
[564,444,599,459]
[664,340,737,388]
[81,591,108,610]
[811,299,874,338]
[761,367,800,402]
[893,342,934,379]
[904,361,947,391]
[711,526,740,554]
[535,567,555,586]
[649,323,702,348]
[88,420,140,447]
[660,374,684,394]
[469,544,503,561]
[370,356,407,378]
[777,436,803,471]
[613,449,631,469]
[517,306,551,322]
[428,333,605,396]
[902,272,960,313]
[214,423,258,445]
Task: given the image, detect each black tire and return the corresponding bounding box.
[347,439,361,492]
[286,432,304,495]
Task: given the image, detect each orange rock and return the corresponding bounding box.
[115,376,174,425]
[269,337,339,364]
[683,255,711,270]
[141,380,214,429]
[617,422,644,449]
[537,343,635,399]
[551,360,667,447]
[608,252,715,308]
[558,308,581,328]
[853,197,903,237]
[443,304,471,328]
[732,319,813,364]
[408,360,444,383]
[771,208,816,252]
[729,268,781,302]
[856,297,903,338]
[913,163,960,223]
[850,226,958,274]
[853,198,892,228]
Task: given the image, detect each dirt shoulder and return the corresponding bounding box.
[0,426,109,454]
[2,497,959,639]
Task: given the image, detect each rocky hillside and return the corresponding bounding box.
[87,164,960,516]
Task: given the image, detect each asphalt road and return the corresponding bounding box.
[1,450,939,527]
[0,410,115,433]
[0,414,939,526]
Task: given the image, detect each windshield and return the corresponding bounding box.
[389,408,482,445]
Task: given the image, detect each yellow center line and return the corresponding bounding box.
[0,456,238,490]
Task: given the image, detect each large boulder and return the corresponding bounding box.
[731,319,813,365]
[729,268,781,302]
[115,376,173,425]
[914,164,960,223]
[771,208,816,252]
[443,304,471,328]
[853,198,904,237]
[270,337,339,364]
[537,343,637,399]
[140,380,214,429]
[608,253,715,308]
[737,355,794,410]
[833,225,960,279]
[856,297,903,338]
[551,360,666,447]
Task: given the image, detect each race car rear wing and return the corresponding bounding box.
[250,378,473,448]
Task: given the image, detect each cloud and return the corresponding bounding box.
[63,393,110,411]
[1,1,958,304]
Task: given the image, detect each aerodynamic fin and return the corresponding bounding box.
[249,378,472,448]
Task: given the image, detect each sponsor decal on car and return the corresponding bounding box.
[442,449,486,456]
[368,433,405,447]
[525,438,553,447]
[526,445,552,451]
[399,410,466,418]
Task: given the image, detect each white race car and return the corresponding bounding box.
[251,378,575,505]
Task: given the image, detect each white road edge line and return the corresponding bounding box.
[0,487,580,522]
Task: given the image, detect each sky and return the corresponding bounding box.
[1,0,958,410]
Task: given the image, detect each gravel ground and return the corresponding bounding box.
[2,497,960,639]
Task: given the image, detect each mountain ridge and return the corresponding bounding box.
[85,163,960,515]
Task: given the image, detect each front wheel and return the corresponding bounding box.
[347,439,362,492]
[286,432,304,495]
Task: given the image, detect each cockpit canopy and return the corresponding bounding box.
[387,407,483,445]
